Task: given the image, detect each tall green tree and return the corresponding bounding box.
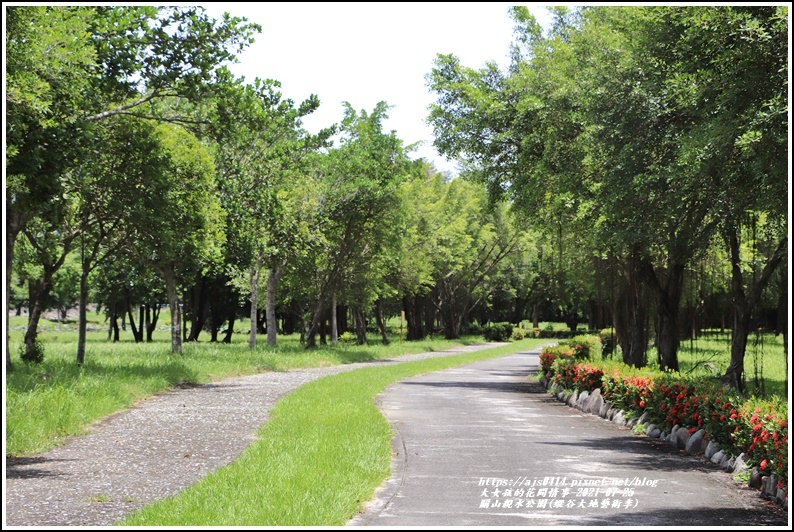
[118,120,224,354]
[203,76,332,349]
[5,5,259,369]
[427,5,786,372]
[302,102,411,348]
[643,6,788,390]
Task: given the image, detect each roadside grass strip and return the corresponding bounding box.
[5,333,482,457]
[120,338,545,526]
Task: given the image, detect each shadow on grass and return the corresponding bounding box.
[6,356,197,395]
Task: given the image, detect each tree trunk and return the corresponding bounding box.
[163,265,182,355]
[256,308,267,334]
[76,268,89,365]
[24,279,48,359]
[182,300,187,342]
[375,299,390,345]
[337,304,348,334]
[721,228,786,391]
[110,305,120,342]
[615,255,648,368]
[532,302,539,329]
[210,314,219,342]
[778,268,788,399]
[441,285,463,340]
[186,274,206,342]
[223,315,235,344]
[265,264,284,347]
[512,296,528,326]
[209,299,224,343]
[319,318,327,345]
[330,292,338,346]
[126,301,142,343]
[354,306,368,345]
[403,295,423,341]
[248,258,262,351]
[305,299,325,348]
[6,209,24,371]
[724,302,751,391]
[139,305,145,341]
[145,304,160,342]
[424,292,435,337]
[649,262,685,373]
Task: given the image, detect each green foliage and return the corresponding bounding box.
[598,328,617,358]
[563,334,601,360]
[19,337,45,365]
[511,327,526,341]
[426,5,787,375]
[338,331,355,344]
[483,322,514,342]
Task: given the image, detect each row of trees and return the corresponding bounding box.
[426,5,788,391]
[7,5,547,372]
[6,6,787,394]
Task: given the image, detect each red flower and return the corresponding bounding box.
[760,459,768,470]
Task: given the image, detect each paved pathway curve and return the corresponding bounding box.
[5,343,505,527]
[349,348,788,527]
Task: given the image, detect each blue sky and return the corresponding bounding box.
[202,2,554,176]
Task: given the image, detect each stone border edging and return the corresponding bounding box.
[538,375,788,511]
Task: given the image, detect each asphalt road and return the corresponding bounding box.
[349,349,789,527]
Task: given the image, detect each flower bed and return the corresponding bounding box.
[539,338,788,498]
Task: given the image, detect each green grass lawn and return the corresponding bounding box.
[5,313,485,457]
[5,311,788,525]
[119,338,548,526]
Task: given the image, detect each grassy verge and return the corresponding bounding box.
[6,323,483,457]
[119,338,547,526]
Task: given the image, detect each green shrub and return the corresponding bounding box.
[599,328,617,357]
[465,322,483,335]
[559,334,601,360]
[511,327,526,341]
[738,397,788,484]
[483,322,514,342]
[546,359,788,486]
[20,338,45,365]
[539,344,574,375]
[553,359,604,393]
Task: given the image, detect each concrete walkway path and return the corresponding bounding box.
[349,348,788,527]
[4,343,506,527]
